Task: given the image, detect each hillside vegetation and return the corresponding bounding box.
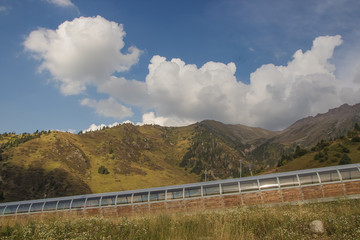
[273,123,360,172]
[0,124,200,202]
[0,103,359,202]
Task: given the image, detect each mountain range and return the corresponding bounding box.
[0,103,359,203]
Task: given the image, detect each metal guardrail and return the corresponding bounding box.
[1,163,360,216]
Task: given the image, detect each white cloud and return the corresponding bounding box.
[98,76,147,106]
[136,112,193,126]
[142,35,360,130]
[82,121,133,133]
[0,6,6,12]
[53,129,76,133]
[23,20,360,131]
[145,56,244,124]
[80,98,133,119]
[24,15,141,95]
[83,123,108,133]
[46,0,75,7]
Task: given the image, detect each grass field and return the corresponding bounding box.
[1,199,359,239]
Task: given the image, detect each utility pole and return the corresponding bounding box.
[239,160,242,178]
[204,169,207,182]
[249,165,253,177]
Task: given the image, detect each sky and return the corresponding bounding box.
[1,0,360,133]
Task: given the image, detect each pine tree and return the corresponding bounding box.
[339,154,351,165]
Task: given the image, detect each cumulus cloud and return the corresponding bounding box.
[136,112,193,126]
[46,0,75,7]
[82,121,133,133]
[53,129,76,133]
[98,76,147,106]
[245,35,344,129]
[142,35,360,130]
[24,15,141,95]
[23,20,360,131]
[80,98,133,119]
[145,56,245,123]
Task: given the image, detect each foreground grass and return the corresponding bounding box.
[1,199,360,239]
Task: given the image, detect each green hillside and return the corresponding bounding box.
[0,124,200,202]
[1,103,360,203]
[273,124,360,173]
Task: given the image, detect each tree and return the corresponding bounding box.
[351,136,360,142]
[339,154,351,165]
[293,145,308,158]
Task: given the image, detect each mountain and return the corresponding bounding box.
[0,103,359,203]
[178,120,277,181]
[0,125,199,202]
[247,103,360,166]
[276,103,360,147]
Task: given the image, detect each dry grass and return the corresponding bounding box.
[2,126,200,195]
[1,199,360,239]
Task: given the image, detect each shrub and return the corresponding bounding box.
[293,145,308,158]
[311,139,330,151]
[314,151,327,162]
[330,158,338,163]
[336,144,350,153]
[347,130,357,138]
[339,154,351,165]
[98,165,110,174]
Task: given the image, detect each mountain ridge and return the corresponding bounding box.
[0,103,359,202]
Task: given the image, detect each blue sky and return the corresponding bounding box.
[1,0,360,133]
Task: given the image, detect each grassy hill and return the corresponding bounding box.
[0,124,200,202]
[0,120,280,202]
[0,103,360,203]
[248,103,360,168]
[271,125,360,173]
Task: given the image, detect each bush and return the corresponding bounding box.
[339,154,351,165]
[314,151,327,162]
[98,165,110,174]
[330,158,338,163]
[351,136,360,142]
[347,130,357,138]
[336,144,350,153]
[311,139,330,151]
[293,145,308,158]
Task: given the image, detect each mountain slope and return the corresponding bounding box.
[0,125,200,202]
[248,103,360,167]
[276,103,360,147]
[178,121,278,180]
[0,103,359,203]
[273,126,360,173]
